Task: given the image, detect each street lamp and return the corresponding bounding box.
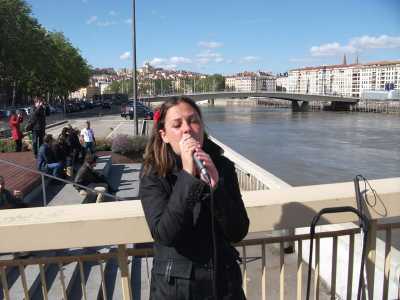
[132,0,138,135]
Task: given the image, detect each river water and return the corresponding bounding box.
[200,104,400,186]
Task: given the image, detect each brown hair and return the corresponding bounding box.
[142,96,204,177]
[85,153,97,164]
[44,134,53,144]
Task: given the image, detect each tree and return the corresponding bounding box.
[0,0,90,106]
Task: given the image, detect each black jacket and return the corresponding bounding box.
[37,143,57,170]
[139,140,249,299]
[74,163,108,191]
[0,189,26,209]
[27,106,46,132]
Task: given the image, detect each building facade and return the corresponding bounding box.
[276,76,289,91]
[288,61,400,98]
[225,72,276,92]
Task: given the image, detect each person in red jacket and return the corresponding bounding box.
[8,110,24,152]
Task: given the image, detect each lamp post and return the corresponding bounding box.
[131,0,138,135]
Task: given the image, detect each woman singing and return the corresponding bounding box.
[139,96,249,299]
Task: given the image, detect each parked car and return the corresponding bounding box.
[120,101,153,120]
[102,101,112,109]
[21,106,33,116]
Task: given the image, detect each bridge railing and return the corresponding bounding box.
[0,177,399,299]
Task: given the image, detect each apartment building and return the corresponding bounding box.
[225,72,276,92]
[276,76,289,91]
[288,60,400,98]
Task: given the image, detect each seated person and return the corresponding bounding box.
[37,134,64,179]
[0,176,27,209]
[0,176,30,258]
[74,153,116,202]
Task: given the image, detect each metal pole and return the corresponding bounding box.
[132,0,138,135]
[41,174,47,206]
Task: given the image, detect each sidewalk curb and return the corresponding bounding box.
[46,120,68,130]
[21,120,68,138]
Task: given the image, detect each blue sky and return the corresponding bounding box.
[26,0,400,75]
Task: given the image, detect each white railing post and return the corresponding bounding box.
[117,244,132,300]
[366,220,377,299]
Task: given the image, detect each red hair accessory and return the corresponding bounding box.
[153,109,161,127]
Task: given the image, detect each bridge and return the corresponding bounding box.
[140,91,360,111]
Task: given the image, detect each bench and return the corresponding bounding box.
[114,163,141,200]
[47,155,112,206]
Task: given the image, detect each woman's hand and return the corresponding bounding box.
[194,149,219,189]
[179,133,201,176]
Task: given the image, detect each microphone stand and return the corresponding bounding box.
[305,176,370,300]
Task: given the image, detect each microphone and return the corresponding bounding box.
[193,154,211,183]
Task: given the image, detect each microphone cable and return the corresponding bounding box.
[204,173,218,300]
[305,174,378,300]
[193,153,218,298]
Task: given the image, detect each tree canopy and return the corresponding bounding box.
[0,0,91,106]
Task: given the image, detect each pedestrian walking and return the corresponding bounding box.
[26,97,46,158]
[8,110,24,152]
[80,120,96,154]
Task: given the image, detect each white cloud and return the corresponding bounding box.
[310,42,355,57]
[197,51,221,59]
[96,21,117,27]
[198,41,223,49]
[196,50,224,64]
[241,56,259,63]
[170,56,192,64]
[147,56,192,69]
[86,16,98,25]
[149,57,166,65]
[310,35,400,57]
[109,10,117,16]
[120,52,131,60]
[349,35,400,49]
[124,18,132,24]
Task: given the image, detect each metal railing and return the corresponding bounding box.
[0,158,123,206]
[0,215,398,299]
[0,177,398,299]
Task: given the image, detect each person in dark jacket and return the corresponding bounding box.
[8,110,24,152]
[37,134,64,178]
[66,125,83,165]
[139,96,249,300]
[74,153,116,202]
[27,97,46,158]
[0,176,27,209]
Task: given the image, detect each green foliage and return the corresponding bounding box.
[0,139,16,153]
[0,138,30,152]
[105,75,226,97]
[111,134,148,155]
[0,0,91,103]
[95,139,112,151]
